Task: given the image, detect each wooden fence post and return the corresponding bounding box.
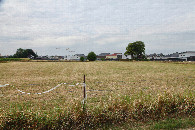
[82,75,86,111]
[84,75,86,99]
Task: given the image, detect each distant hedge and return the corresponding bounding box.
[0,58,30,62]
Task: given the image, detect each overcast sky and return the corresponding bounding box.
[0,0,195,56]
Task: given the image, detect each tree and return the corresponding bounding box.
[13,48,38,58]
[80,56,85,62]
[87,52,97,61]
[125,41,145,59]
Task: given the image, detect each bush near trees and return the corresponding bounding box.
[125,41,145,60]
[101,58,105,61]
[0,58,28,62]
[13,48,38,59]
[80,57,85,62]
[87,52,97,61]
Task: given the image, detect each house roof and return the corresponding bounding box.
[114,53,122,55]
[164,52,179,58]
[98,53,110,56]
[107,54,117,56]
[75,54,86,57]
[97,56,106,58]
[179,51,195,54]
[106,53,122,56]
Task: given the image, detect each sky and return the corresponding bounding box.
[0,0,195,56]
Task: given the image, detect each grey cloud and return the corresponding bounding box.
[143,31,195,54]
[0,0,195,55]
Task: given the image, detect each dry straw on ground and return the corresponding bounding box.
[0,61,194,129]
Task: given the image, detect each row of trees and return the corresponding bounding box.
[10,48,97,61]
[8,41,145,61]
[11,48,38,58]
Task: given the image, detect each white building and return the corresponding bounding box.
[116,53,132,59]
[64,54,86,61]
[64,55,80,61]
[122,54,132,59]
[179,51,195,61]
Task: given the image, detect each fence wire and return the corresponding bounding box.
[0,80,142,95]
[0,84,9,87]
[0,82,84,95]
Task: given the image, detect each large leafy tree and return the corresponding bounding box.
[87,52,97,61]
[13,48,38,58]
[125,41,145,59]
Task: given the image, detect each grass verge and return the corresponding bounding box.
[106,117,194,130]
[149,117,194,130]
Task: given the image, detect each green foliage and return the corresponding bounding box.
[150,118,195,129]
[125,41,145,59]
[13,48,38,58]
[0,58,23,61]
[87,52,97,61]
[80,57,85,62]
[101,58,105,61]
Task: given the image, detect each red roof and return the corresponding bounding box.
[107,54,117,56]
[106,53,122,56]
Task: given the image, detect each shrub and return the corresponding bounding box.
[87,52,97,61]
[80,57,85,62]
[101,58,105,61]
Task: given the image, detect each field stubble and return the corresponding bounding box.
[0,61,194,129]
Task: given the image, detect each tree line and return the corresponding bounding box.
[10,48,38,58]
[6,41,145,61]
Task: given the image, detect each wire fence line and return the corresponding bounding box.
[0,80,137,93]
[0,84,9,87]
[0,79,143,105]
[0,74,140,107]
[0,82,85,95]
[0,80,141,95]
[0,81,88,105]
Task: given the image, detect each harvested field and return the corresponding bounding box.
[0,61,194,129]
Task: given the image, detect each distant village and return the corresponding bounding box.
[146,51,195,61]
[1,51,195,61]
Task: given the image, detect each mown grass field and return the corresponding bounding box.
[0,61,194,129]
